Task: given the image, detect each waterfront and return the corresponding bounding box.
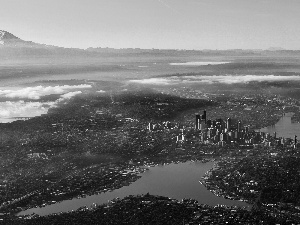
[259,112,300,138]
[19,161,250,216]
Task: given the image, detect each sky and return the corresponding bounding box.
[1,0,300,50]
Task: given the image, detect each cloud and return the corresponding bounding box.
[180,75,300,84]
[0,90,84,121]
[129,75,300,85]
[59,91,82,100]
[96,90,106,93]
[129,78,174,85]
[0,101,51,118]
[0,84,92,100]
[170,62,230,66]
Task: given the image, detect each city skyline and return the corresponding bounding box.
[1,0,300,50]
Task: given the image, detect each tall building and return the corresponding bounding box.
[226,118,231,130]
[216,119,224,131]
[245,126,249,133]
[281,137,285,146]
[220,132,227,142]
[200,120,207,131]
[201,110,207,123]
[148,122,154,131]
[195,114,201,130]
[207,119,212,128]
[237,121,242,132]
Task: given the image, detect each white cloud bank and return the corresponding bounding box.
[170,62,230,66]
[0,101,51,118]
[0,86,87,122]
[130,75,300,85]
[59,91,82,100]
[181,75,300,84]
[129,78,173,85]
[0,84,92,100]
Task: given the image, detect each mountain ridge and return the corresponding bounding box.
[1,30,300,61]
[0,30,40,48]
[0,30,98,61]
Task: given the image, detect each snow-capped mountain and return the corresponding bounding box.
[0,30,92,60]
[0,30,7,44]
[0,30,29,46]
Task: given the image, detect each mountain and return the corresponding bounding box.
[1,30,300,63]
[0,30,20,46]
[0,30,95,61]
[0,30,42,48]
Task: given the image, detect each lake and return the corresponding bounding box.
[259,112,300,138]
[18,161,250,216]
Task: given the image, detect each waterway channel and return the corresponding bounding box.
[259,112,300,138]
[19,161,250,216]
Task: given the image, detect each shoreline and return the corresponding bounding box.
[199,157,252,210]
[17,158,250,217]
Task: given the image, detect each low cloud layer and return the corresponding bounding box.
[59,91,82,100]
[129,78,173,85]
[130,75,300,85]
[181,75,300,84]
[0,88,86,122]
[0,84,92,100]
[170,61,230,66]
[0,101,52,118]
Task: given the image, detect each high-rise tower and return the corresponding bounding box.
[227,118,231,130]
[202,110,207,124]
[237,121,242,132]
[195,114,201,130]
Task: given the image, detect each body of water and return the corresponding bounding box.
[259,112,300,138]
[19,161,250,216]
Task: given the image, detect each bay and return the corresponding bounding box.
[19,161,250,216]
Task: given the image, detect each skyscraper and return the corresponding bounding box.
[227,118,231,130]
[195,114,201,130]
[202,110,207,123]
[237,121,242,132]
[200,120,207,131]
[207,119,212,128]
